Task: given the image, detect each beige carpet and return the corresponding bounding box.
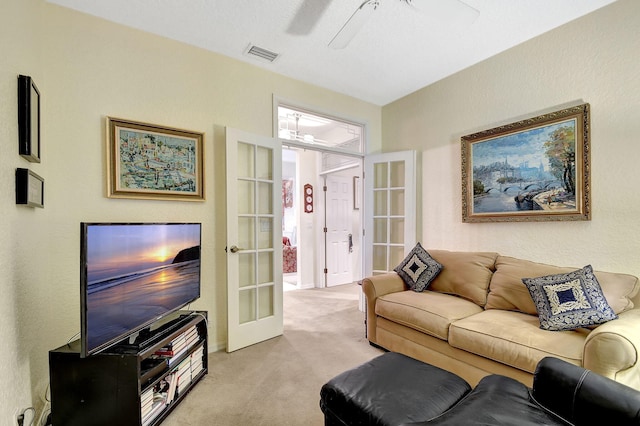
[162,283,383,425]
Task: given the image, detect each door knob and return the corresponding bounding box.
[229,245,243,253]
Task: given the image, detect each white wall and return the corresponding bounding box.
[296,150,320,288]
[382,0,640,278]
[0,0,382,421]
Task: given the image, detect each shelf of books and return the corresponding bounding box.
[141,345,206,425]
[140,322,207,426]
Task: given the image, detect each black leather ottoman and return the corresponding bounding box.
[319,352,471,426]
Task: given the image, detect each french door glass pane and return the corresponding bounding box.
[390,161,405,187]
[239,288,256,324]
[238,217,255,250]
[238,142,255,178]
[256,146,273,180]
[390,218,405,244]
[374,190,387,216]
[373,245,387,271]
[390,189,405,216]
[239,253,255,288]
[257,218,273,249]
[257,182,273,214]
[389,246,405,269]
[238,180,255,214]
[374,163,388,189]
[258,252,274,284]
[373,218,387,243]
[259,286,274,319]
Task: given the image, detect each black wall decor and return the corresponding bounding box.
[18,74,41,163]
[16,168,44,208]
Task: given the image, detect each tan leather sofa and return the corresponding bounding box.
[362,250,640,389]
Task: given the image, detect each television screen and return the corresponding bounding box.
[80,222,201,357]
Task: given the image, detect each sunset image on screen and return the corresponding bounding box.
[86,223,200,284]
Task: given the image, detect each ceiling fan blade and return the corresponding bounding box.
[407,0,479,26]
[329,0,380,50]
[286,0,333,35]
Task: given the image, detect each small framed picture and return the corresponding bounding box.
[18,75,41,163]
[16,168,44,208]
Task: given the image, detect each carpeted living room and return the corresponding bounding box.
[3,0,640,425]
[163,283,382,425]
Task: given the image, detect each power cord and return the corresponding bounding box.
[17,407,35,426]
[67,331,81,346]
[191,311,209,327]
[38,384,51,426]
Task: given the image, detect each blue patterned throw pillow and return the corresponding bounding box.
[394,243,443,292]
[522,265,617,331]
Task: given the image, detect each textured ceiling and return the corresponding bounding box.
[46,0,617,106]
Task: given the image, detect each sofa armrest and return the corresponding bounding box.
[362,273,406,344]
[583,308,640,389]
[532,356,640,425]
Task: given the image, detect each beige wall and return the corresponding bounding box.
[0,0,381,420]
[383,0,640,278]
[1,0,47,421]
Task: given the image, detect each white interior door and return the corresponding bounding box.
[364,151,417,276]
[226,127,283,352]
[325,175,353,287]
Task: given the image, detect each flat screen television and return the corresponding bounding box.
[80,222,201,357]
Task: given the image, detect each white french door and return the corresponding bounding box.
[364,151,418,276]
[225,128,283,352]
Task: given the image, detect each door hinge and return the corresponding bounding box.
[324,268,328,274]
[323,227,328,233]
[323,185,327,192]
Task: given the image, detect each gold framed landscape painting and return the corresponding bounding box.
[107,118,204,201]
[461,103,591,223]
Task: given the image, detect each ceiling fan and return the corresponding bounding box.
[328,0,480,49]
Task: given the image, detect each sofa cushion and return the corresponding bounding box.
[394,242,443,292]
[426,250,499,307]
[449,310,587,373]
[376,291,483,341]
[486,256,639,315]
[523,265,618,331]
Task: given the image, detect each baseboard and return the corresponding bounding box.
[298,283,315,290]
[208,340,226,353]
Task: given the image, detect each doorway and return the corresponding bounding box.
[282,148,298,292]
[276,103,365,289]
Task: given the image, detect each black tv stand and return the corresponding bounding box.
[49,311,208,426]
